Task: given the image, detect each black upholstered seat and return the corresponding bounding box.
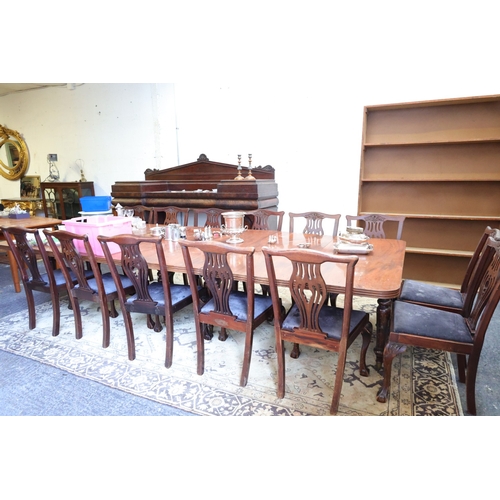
[398,226,497,316]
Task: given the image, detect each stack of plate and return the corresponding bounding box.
[334,230,373,254]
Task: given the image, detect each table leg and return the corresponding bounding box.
[375,298,393,370]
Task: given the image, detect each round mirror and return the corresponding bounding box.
[0,125,30,180]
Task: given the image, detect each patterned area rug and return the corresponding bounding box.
[0,292,463,416]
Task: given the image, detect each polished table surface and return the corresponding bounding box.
[0,216,62,293]
[0,215,62,230]
[136,228,405,299]
[131,227,406,367]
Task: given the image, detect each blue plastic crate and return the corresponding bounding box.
[79,196,112,212]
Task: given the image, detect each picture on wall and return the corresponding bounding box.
[20,175,41,198]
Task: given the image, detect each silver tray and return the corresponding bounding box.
[333,242,373,255]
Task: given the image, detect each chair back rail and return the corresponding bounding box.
[289,211,341,237]
[345,214,406,240]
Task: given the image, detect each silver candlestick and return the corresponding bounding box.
[234,154,244,180]
[245,153,255,180]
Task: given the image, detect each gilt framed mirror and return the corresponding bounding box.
[0,124,30,180]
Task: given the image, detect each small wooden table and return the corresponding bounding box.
[0,216,62,293]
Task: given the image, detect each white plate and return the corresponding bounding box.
[333,242,373,254]
[78,210,113,215]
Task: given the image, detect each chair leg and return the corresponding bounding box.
[164,318,174,369]
[329,293,338,307]
[218,328,228,341]
[330,349,348,415]
[109,299,119,318]
[240,330,254,387]
[147,314,155,329]
[290,343,300,358]
[359,324,372,377]
[465,353,480,416]
[457,354,467,383]
[51,292,61,337]
[153,314,163,332]
[123,310,136,361]
[376,342,407,403]
[101,302,111,349]
[25,288,36,330]
[203,323,214,340]
[196,323,205,376]
[71,296,83,340]
[276,338,286,399]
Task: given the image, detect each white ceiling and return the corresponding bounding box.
[0,83,67,97]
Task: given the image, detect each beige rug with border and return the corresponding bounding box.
[0,290,463,416]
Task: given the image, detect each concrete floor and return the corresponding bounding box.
[1,263,499,416]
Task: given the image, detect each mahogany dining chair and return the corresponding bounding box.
[191,208,225,227]
[151,206,189,225]
[45,229,136,348]
[125,205,154,223]
[1,226,85,337]
[98,233,196,368]
[179,239,274,387]
[262,245,373,415]
[398,226,498,316]
[289,211,341,237]
[245,209,284,231]
[345,214,406,240]
[377,232,500,415]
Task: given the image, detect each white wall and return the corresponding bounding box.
[0,83,178,198]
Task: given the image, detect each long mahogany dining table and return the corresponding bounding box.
[0,215,62,293]
[128,227,406,368]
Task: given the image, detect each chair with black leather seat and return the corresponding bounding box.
[345,214,406,240]
[179,239,274,387]
[191,208,225,227]
[377,231,500,415]
[399,226,497,316]
[98,233,196,368]
[246,209,284,231]
[289,211,341,237]
[44,229,136,348]
[152,206,189,225]
[262,245,373,415]
[1,226,80,337]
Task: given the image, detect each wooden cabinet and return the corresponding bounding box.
[41,181,94,220]
[359,94,500,288]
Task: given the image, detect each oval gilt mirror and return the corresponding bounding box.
[0,125,30,180]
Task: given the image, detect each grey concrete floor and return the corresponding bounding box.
[1,263,499,416]
[0,263,195,416]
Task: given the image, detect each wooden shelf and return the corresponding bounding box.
[359,94,500,287]
[405,247,474,258]
[364,138,500,147]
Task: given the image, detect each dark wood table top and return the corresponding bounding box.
[0,215,62,231]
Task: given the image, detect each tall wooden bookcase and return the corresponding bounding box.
[358,94,500,288]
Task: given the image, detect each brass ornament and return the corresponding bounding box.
[0,125,30,180]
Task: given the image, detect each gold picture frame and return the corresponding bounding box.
[20,175,41,198]
[0,125,30,180]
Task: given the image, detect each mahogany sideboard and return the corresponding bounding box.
[110,154,279,218]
